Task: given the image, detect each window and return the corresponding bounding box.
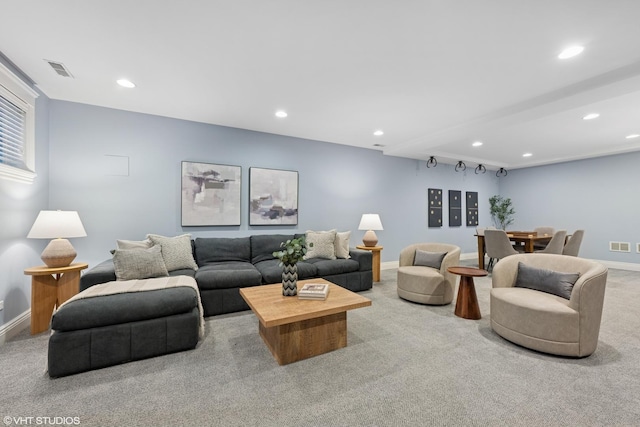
[0,62,38,184]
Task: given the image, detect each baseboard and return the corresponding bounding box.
[381,261,399,270]
[383,253,639,272]
[0,310,30,346]
[596,260,640,272]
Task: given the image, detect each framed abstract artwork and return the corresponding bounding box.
[181,161,241,226]
[249,167,298,225]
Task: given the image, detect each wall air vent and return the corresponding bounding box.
[609,241,631,252]
[45,60,73,78]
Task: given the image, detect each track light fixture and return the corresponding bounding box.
[496,167,508,177]
[455,161,466,172]
[426,156,437,168]
[475,164,486,174]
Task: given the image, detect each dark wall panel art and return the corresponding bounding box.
[428,188,443,227]
[466,191,479,226]
[449,190,462,227]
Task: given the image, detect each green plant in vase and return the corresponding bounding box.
[273,236,312,296]
[489,195,516,230]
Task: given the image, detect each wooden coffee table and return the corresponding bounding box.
[239,278,371,365]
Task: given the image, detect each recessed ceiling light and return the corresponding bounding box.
[116,79,135,88]
[373,130,384,136]
[275,110,288,118]
[522,153,533,157]
[626,134,640,139]
[558,45,584,59]
[582,113,600,120]
[472,141,483,147]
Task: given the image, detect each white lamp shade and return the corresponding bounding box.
[27,210,87,239]
[358,214,383,231]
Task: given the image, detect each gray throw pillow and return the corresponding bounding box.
[147,233,198,271]
[413,250,447,269]
[514,262,580,300]
[304,230,337,260]
[113,245,169,281]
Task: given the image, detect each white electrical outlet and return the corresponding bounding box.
[0,300,4,311]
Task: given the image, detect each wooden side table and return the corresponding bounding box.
[24,262,88,334]
[448,266,488,320]
[356,245,383,282]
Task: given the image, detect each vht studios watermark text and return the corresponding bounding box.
[3,416,80,425]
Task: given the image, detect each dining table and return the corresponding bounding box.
[475,231,553,270]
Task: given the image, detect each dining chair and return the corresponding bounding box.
[533,226,556,249]
[484,229,519,271]
[535,230,567,254]
[476,226,496,236]
[563,230,585,256]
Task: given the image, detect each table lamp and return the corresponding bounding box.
[358,213,383,247]
[27,210,87,268]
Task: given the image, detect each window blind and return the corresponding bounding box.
[0,93,26,169]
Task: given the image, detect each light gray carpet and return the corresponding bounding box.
[2,267,640,427]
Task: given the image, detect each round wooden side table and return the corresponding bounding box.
[448,266,488,320]
[24,262,88,334]
[356,245,383,282]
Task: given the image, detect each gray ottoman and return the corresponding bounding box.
[48,278,202,377]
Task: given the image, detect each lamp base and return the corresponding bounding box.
[362,230,378,247]
[41,238,77,268]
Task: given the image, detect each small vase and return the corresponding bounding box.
[282,263,298,296]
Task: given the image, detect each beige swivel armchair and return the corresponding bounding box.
[397,243,461,305]
[491,253,608,357]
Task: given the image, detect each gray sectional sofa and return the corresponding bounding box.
[80,233,373,317]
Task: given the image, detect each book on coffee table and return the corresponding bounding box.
[298,283,329,300]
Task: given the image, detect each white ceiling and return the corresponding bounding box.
[3,0,640,171]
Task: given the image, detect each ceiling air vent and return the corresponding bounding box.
[45,60,73,78]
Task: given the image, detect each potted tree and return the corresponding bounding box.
[272,236,311,296]
[489,195,516,230]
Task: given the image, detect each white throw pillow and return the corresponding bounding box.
[147,233,198,271]
[334,231,351,259]
[116,238,153,250]
[304,229,337,260]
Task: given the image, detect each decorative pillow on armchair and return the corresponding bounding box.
[147,233,198,271]
[113,245,169,281]
[304,230,337,260]
[515,262,580,299]
[413,250,447,270]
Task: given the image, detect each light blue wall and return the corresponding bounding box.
[500,153,640,264]
[0,55,50,329]
[48,101,499,268]
[3,75,639,331]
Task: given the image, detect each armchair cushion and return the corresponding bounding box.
[515,262,580,300]
[413,250,447,269]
